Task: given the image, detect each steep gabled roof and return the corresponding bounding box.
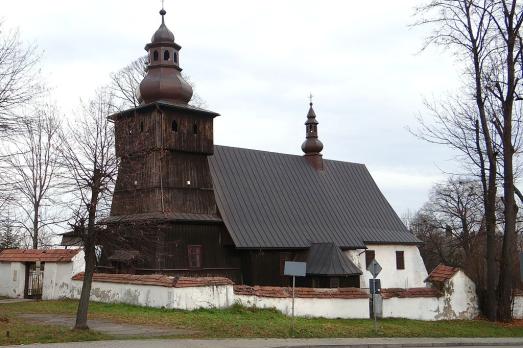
[0,249,80,263]
[209,145,419,249]
[306,243,361,276]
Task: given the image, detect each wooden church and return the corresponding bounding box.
[97,9,423,289]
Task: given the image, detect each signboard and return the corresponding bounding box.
[369,279,381,294]
[367,259,382,278]
[284,261,306,277]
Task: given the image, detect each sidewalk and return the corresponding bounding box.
[8,337,523,348]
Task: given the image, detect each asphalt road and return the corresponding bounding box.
[7,338,523,348]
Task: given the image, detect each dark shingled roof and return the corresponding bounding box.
[306,243,362,276]
[209,145,419,249]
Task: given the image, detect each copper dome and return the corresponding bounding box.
[137,8,193,105]
[151,10,175,43]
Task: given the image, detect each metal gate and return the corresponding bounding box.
[26,263,43,299]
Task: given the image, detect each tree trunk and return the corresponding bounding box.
[32,203,38,249]
[74,241,95,330]
[74,169,100,330]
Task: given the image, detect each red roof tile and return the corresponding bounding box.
[0,249,81,263]
[233,285,369,299]
[72,272,233,288]
[381,287,441,299]
[425,264,459,283]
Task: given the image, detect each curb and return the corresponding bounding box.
[278,343,523,348]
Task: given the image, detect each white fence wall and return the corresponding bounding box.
[381,271,479,321]
[0,262,25,298]
[66,280,235,310]
[42,251,85,301]
[235,294,369,319]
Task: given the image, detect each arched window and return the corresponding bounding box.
[193,123,198,135]
[164,50,170,61]
[173,51,178,64]
[140,121,144,133]
[171,120,178,132]
[153,50,159,61]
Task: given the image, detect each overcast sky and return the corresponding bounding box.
[2,0,464,216]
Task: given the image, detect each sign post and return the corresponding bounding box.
[284,261,306,337]
[367,258,382,333]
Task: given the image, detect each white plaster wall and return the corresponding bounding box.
[42,251,85,300]
[346,245,428,289]
[437,271,479,320]
[381,271,479,321]
[71,250,85,277]
[235,295,369,319]
[513,296,523,319]
[0,262,25,298]
[42,263,74,300]
[69,280,234,310]
[382,296,441,320]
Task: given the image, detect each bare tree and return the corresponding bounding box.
[0,212,20,250]
[414,0,522,320]
[412,177,504,303]
[0,21,43,131]
[425,178,485,260]
[109,56,206,111]
[60,88,118,330]
[478,0,523,322]
[0,105,64,248]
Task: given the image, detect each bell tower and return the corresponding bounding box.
[108,8,220,219]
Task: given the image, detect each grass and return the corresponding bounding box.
[0,315,109,346]
[1,300,523,345]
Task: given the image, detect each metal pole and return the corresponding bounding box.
[292,275,295,337]
[373,274,377,333]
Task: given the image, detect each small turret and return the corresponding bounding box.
[301,98,324,170]
[137,8,193,105]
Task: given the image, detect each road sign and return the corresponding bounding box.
[367,259,382,278]
[283,261,306,337]
[284,261,306,277]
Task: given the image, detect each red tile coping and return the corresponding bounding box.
[233,285,369,299]
[425,264,459,283]
[71,272,233,288]
[381,287,442,299]
[0,249,80,263]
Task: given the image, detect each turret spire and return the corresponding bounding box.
[301,97,324,170]
[136,7,193,105]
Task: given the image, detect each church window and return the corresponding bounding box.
[164,49,170,61]
[140,121,144,133]
[153,50,159,61]
[171,120,178,132]
[187,245,202,268]
[193,123,198,134]
[173,51,178,63]
[396,251,405,270]
[365,250,375,268]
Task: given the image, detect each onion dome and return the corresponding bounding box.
[151,9,175,43]
[301,102,324,154]
[137,8,193,105]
